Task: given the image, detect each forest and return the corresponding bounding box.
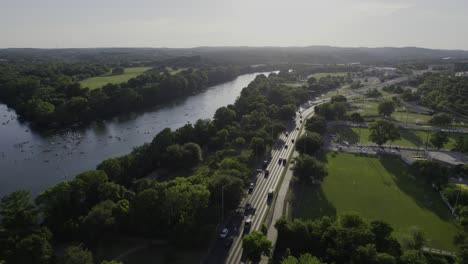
[0,60,263,128]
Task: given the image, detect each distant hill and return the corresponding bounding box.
[1,46,467,65]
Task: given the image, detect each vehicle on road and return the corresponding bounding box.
[256,169,263,173]
[285,144,288,149]
[264,169,270,177]
[278,158,283,165]
[282,159,287,166]
[291,139,295,143]
[248,183,254,193]
[263,160,269,169]
[296,127,299,131]
[300,120,303,123]
[285,132,289,137]
[220,228,229,239]
[244,218,252,233]
[245,202,252,211]
[224,236,234,248]
[268,188,274,199]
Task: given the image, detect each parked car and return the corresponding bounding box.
[282,159,287,166]
[291,139,295,143]
[256,169,263,173]
[296,127,299,131]
[285,144,288,149]
[220,228,229,238]
[285,132,289,137]
[265,169,270,177]
[278,158,283,165]
[263,160,269,169]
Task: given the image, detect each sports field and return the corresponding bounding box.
[79,67,151,90]
[290,152,458,251]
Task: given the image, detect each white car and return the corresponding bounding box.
[220,228,229,238]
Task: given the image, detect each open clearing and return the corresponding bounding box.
[289,152,458,251]
[79,67,151,90]
[329,125,466,149]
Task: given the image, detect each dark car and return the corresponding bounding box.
[282,159,287,166]
[296,127,299,131]
[285,144,288,149]
[248,183,254,193]
[291,139,295,143]
[264,169,270,178]
[263,160,269,169]
[224,236,234,248]
[244,218,252,234]
[278,158,283,165]
[300,120,303,123]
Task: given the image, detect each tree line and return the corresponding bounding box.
[0,61,256,128]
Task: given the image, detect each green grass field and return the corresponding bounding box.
[349,100,434,124]
[329,125,466,149]
[290,152,458,251]
[79,67,151,90]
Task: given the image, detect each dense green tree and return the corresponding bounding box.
[1,227,54,264]
[282,254,324,264]
[242,231,272,262]
[330,95,347,103]
[401,226,427,250]
[368,119,400,146]
[63,244,94,264]
[350,112,364,123]
[399,249,427,264]
[377,253,396,264]
[277,104,297,121]
[214,106,237,128]
[295,132,323,155]
[377,101,395,117]
[430,113,452,126]
[0,190,38,233]
[292,154,327,183]
[305,115,327,134]
[430,131,449,149]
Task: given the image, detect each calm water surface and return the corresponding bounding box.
[0,72,274,197]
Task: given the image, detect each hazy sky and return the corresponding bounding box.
[1,0,467,49]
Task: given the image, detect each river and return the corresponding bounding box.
[0,72,274,198]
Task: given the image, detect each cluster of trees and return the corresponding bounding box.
[382,84,405,94]
[307,76,351,97]
[274,214,452,264]
[0,70,313,261]
[0,61,250,127]
[417,73,468,113]
[365,88,383,98]
[368,119,401,146]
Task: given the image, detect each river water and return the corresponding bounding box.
[0,72,274,198]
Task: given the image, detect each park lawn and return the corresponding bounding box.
[290,152,458,251]
[349,101,433,124]
[392,111,432,124]
[307,72,348,79]
[79,67,151,90]
[329,125,465,149]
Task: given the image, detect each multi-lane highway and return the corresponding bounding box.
[207,76,409,264]
[225,104,316,264]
